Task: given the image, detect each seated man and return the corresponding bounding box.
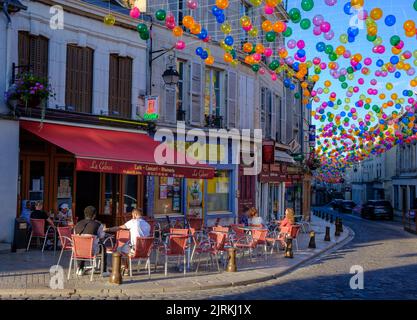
[30,200,55,230]
[104,208,151,274]
[74,206,109,276]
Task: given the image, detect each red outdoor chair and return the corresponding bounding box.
[289,224,302,251]
[235,229,268,261]
[104,229,130,253]
[266,226,291,254]
[125,236,154,278]
[57,226,73,265]
[188,217,204,231]
[194,231,227,273]
[230,224,245,245]
[27,219,56,252]
[68,235,102,281]
[156,235,189,276]
[169,228,189,236]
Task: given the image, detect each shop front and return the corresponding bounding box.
[18,120,214,226]
[285,166,304,218]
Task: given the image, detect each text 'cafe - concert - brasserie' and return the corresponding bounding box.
[18,119,217,229]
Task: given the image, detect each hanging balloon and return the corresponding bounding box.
[201,51,209,60]
[129,7,140,19]
[252,64,260,72]
[173,26,183,37]
[248,27,259,37]
[190,23,202,35]
[273,21,287,33]
[262,20,273,32]
[211,6,223,17]
[224,52,233,63]
[104,14,116,26]
[264,5,274,15]
[224,35,234,46]
[196,47,204,56]
[216,0,229,10]
[206,56,215,65]
[289,8,301,23]
[216,13,226,24]
[139,29,150,40]
[155,9,167,21]
[221,22,232,34]
[182,15,194,28]
[283,27,293,37]
[175,40,186,50]
[300,18,311,30]
[240,16,251,27]
[265,31,276,42]
[137,23,148,34]
[198,28,208,40]
[301,0,314,11]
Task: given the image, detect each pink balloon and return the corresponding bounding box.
[287,39,296,49]
[264,48,273,57]
[186,0,198,9]
[313,26,322,36]
[253,53,261,61]
[129,7,140,19]
[320,22,331,33]
[364,58,372,65]
[325,0,337,6]
[166,21,176,30]
[243,24,252,31]
[271,73,277,81]
[259,68,266,75]
[175,40,186,50]
[297,40,305,49]
[264,5,274,14]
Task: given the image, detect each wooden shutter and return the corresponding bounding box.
[190,62,203,126]
[108,54,133,118]
[239,75,246,129]
[18,31,48,78]
[227,70,238,129]
[247,77,255,130]
[108,54,119,116]
[271,94,277,141]
[285,87,293,144]
[165,87,177,123]
[66,45,93,113]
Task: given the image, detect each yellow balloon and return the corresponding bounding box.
[351,0,364,9]
[221,22,231,34]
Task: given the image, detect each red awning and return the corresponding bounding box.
[21,120,214,179]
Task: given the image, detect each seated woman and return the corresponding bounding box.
[279,208,295,230]
[248,207,264,226]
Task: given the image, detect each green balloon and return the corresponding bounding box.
[269,60,279,70]
[300,18,311,30]
[140,30,150,40]
[414,0,417,11]
[390,35,401,46]
[325,45,333,54]
[155,9,166,21]
[137,23,148,34]
[341,82,348,89]
[347,66,354,74]
[289,8,301,23]
[339,75,346,82]
[295,92,301,99]
[301,0,314,11]
[329,52,338,61]
[252,64,260,72]
[283,26,293,37]
[265,31,276,42]
[367,34,377,42]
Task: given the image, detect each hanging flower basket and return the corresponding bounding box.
[5,73,54,111]
[307,155,321,171]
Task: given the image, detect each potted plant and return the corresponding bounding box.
[5,72,54,110]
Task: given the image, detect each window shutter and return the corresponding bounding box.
[165,87,177,123]
[66,45,93,113]
[227,70,238,129]
[190,61,203,126]
[108,54,119,116]
[247,77,255,130]
[271,94,277,141]
[239,75,246,129]
[18,32,30,70]
[18,32,48,79]
[118,56,133,118]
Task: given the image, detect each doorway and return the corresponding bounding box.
[75,171,100,220]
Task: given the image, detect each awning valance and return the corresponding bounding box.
[21,120,214,179]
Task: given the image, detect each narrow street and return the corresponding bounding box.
[139,206,417,300]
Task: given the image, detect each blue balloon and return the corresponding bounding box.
[284,79,291,87]
[341,111,346,117]
[316,42,325,52]
[385,15,396,27]
[211,6,223,17]
[390,56,399,65]
[195,47,203,56]
[376,59,384,67]
[216,13,225,24]
[395,71,401,78]
[347,27,359,37]
[395,103,401,109]
[355,63,362,70]
[224,35,234,46]
[343,2,353,15]
[293,62,300,71]
[297,49,306,58]
[198,28,208,40]
[328,101,334,107]
[348,35,355,43]
[290,83,295,90]
[200,51,208,59]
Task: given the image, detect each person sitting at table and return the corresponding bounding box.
[74,206,109,277]
[30,200,55,230]
[57,203,73,225]
[239,206,250,226]
[280,208,295,229]
[248,207,264,226]
[104,208,151,274]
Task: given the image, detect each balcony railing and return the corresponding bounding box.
[204,114,223,129]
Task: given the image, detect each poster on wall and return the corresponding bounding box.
[172,195,181,212]
[160,185,168,199]
[188,180,203,207]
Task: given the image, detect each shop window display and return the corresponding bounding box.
[154,177,182,215]
[207,170,230,213]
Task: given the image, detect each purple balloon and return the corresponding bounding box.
[324,30,334,40]
[313,14,324,27]
[287,39,296,49]
[325,0,337,6]
[313,26,322,36]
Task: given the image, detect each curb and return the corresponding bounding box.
[0,226,355,298]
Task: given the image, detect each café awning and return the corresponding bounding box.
[21,120,215,179]
[275,150,296,164]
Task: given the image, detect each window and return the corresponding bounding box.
[204,68,223,117]
[123,175,138,214]
[18,31,49,78]
[207,170,230,212]
[65,45,94,113]
[109,54,133,118]
[103,174,120,216]
[29,161,46,201]
[153,177,183,215]
[260,87,272,138]
[56,162,74,212]
[176,60,185,120]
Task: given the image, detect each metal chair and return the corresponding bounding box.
[68,235,102,281]
[125,236,154,278]
[156,235,189,277]
[57,226,73,265]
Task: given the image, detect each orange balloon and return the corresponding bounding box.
[190,23,201,34]
[206,56,214,65]
[172,26,183,37]
[216,0,229,9]
[243,42,253,53]
[404,20,416,32]
[273,21,286,33]
[182,15,194,28]
[224,52,233,63]
[255,44,265,54]
[370,8,383,21]
[262,20,273,32]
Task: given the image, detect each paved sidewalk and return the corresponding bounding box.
[0,215,353,298]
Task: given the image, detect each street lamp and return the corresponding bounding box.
[162,66,180,86]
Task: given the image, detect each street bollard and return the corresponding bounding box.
[109,252,123,285]
[335,219,341,237]
[284,237,294,258]
[330,215,334,224]
[226,248,237,272]
[324,226,331,241]
[308,231,316,249]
